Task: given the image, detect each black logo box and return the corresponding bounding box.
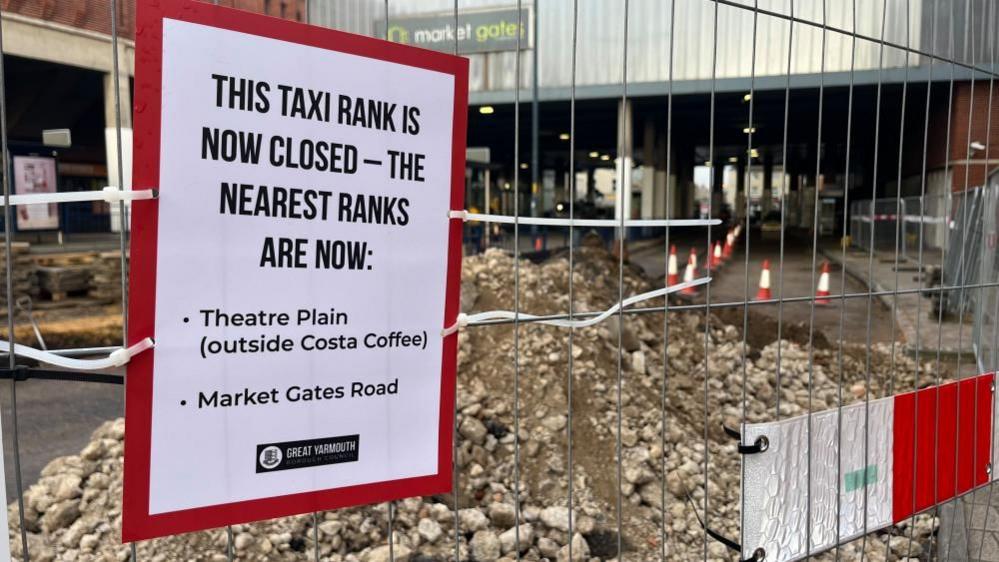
[256,434,360,473]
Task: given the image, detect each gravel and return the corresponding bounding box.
[8,243,937,561]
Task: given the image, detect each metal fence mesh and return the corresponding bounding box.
[0,0,998,561]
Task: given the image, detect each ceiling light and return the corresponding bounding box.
[728,156,738,163]
[559,133,570,141]
[589,151,599,158]
[743,127,756,134]
[479,106,495,115]
[600,154,610,161]
[743,93,752,102]
[520,163,528,169]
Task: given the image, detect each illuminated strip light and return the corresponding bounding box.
[741,373,995,562]
[448,210,721,228]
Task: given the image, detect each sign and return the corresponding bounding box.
[375,7,532,54]
[12,156,59,230]
[123,0,467,541]
[741,373,995,562]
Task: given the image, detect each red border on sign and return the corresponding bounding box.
[122,0,468,542]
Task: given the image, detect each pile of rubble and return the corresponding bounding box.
[8,244,935,561]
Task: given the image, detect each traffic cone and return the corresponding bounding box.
[756,259,772,300]
[689,247,698,274]
[723,230,734,259]
[815,261,831,305]
[734,223,742,239]
[711,241,724,268]
[679,254,699,296]
[666,245,680,286]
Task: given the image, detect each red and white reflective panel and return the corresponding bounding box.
[742,373,995,562]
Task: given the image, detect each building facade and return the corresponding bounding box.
[310,0,999,228]
[0,0,305,236]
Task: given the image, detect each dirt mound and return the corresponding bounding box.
[8,246,933,561]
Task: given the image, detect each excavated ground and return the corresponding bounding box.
[7,243,939,561]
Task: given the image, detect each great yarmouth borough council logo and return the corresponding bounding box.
[255,435,361,473]
[258,446,283,470]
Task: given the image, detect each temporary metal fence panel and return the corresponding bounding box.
[3,0,999,561]
[849,197,910,255]
[974,177,999,374]
[901,192,952,261]
[941,187,987,319]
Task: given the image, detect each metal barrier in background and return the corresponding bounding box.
[973,178,999,375]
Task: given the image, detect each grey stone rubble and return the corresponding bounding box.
[8,245,938,561]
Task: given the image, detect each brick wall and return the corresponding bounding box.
[0,0,305,40]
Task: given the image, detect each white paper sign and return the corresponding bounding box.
[124,0,467,541]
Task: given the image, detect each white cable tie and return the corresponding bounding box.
[441,313,469,336]
[450,211,720,228]
[0,337,155,370]
[441,277,711,334]
[108,348,130,367]
[0,188,157,207]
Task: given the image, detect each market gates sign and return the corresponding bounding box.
[375,6,533,54]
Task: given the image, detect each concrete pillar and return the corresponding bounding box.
[653,132,670,218]
[763,152,774,215]
[712,162,724,218]
[615,99,633,228]
[675,145,695,218]
[640,119,655,219]
[736,160,746,220]
[586,168,595,204]
[104,63,133,232]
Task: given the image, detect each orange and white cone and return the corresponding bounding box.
[816,261,831,305]
[723,230,734,259]
[756,259,772,300]
[667,245,680,286]
[689,247,698,274]
[733,223,742,239]
[711,241,724,268]
[680,254,700,296]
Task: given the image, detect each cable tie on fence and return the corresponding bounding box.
[678,476,743,555]
[0,337,154,370]
[448,209,467,220]
[738,436,769,455]
[441,313,469,337]
[721,424,769,454]
[439,277,712,335]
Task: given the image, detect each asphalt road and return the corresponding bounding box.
[0,377,123,503]
[629,230,899,348]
